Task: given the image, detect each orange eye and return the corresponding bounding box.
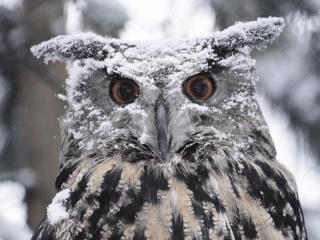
[110,78,140,105]
[183,74,216,101]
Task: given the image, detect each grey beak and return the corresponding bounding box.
[156,98,169,161]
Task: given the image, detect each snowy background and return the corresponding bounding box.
[0,0,319,239]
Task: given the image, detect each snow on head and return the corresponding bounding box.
[30,32,115,64]
[30,17,285,150]
[31,33,217,150]
[31,17,285,64]
[47,188,70,225]
[214,17,285,51]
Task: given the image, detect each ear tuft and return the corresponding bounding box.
[213,17,285,52]
[30,32,115,63]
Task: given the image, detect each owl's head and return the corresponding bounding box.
[32,17,284,169]
[31,18,309,240]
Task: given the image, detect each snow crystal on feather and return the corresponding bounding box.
[213,17,285,51]
[31,17,285,63]
[47,188,70,225]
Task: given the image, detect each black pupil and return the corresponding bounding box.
[119,82,135,102]
[191,79,208,97]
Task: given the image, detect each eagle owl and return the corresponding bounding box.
[31,17,308,240]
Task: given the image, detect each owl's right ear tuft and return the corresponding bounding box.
[30,32,117,64]
[213,17,285,52]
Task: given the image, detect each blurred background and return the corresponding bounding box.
[0,0,319,239]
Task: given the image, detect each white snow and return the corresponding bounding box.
[181,103,209,112]
[95,120,112,133]
[213,17,285,51]
[31,32,112,63]
[0,181,32,240]
[219,51,256,72]
[47,188,70,225]
[57,93,67,101]
[31,17,284,64]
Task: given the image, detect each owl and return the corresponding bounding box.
[31,17,308,240]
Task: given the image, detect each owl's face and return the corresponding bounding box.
[73,44,262,165]
[30,18,286,168]
[31,17,285,173]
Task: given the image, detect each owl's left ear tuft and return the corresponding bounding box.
[30,32,117,64]
[213,17,285,52]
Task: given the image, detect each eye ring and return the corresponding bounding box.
[110,78,140,105]
[183,73,216,101]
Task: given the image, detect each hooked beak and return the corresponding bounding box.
[155,98,170,161]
